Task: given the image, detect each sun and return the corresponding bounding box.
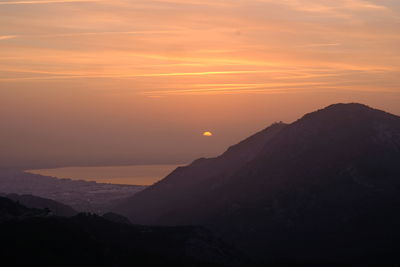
[203,131,213,137]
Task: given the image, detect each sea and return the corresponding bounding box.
[26,164,182,186]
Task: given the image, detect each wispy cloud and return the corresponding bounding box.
[0,35,17,40]
[0,69,290,81]
[137,0,236,7]
[9,31,179,39]
[256,0,388,16]
[302,43,341,48]
[141,82,329,96]
[0,0,99,5]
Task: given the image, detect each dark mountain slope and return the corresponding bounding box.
[116,103,400,264]
[2,193,77,217]
[116,122,286,224]
[0,197,247,267]
[0,196,46,222]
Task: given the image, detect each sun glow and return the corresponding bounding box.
[203,131,213,137]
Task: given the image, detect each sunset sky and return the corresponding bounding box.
[1,0,400,168]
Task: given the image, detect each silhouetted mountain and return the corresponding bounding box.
[116,103,400,264]
[0,196,246,267]
[2,193,77,217]
[116,121,287,224]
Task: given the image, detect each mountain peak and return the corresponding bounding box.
[324,102,371,110]
[308,103,377,117]
[296,103,398,127]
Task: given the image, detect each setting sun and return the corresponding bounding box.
[203,131,213,137]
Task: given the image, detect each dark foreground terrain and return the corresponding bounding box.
[0,196,246,267]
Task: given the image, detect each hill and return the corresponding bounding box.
[0,196,246,267]
[2,193,77,217]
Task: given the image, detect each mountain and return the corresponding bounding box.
[116,121,287,223]
[2,193,77,217]
[116,103,400,264]
[0,196,247,267]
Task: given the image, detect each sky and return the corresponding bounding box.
[1,0,400,168]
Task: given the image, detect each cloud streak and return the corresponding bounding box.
[258,0,388,12]
[0,69,296,81]
[0,35,17,40]
[0,0,99,5]
[5,31,179,40]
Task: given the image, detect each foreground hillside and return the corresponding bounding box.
[116,103,400,264]
[0,196,246,267]
[1,193,78,217]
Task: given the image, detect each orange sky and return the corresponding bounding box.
[1,0,400,168]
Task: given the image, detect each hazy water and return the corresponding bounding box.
[26,164,182,185]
